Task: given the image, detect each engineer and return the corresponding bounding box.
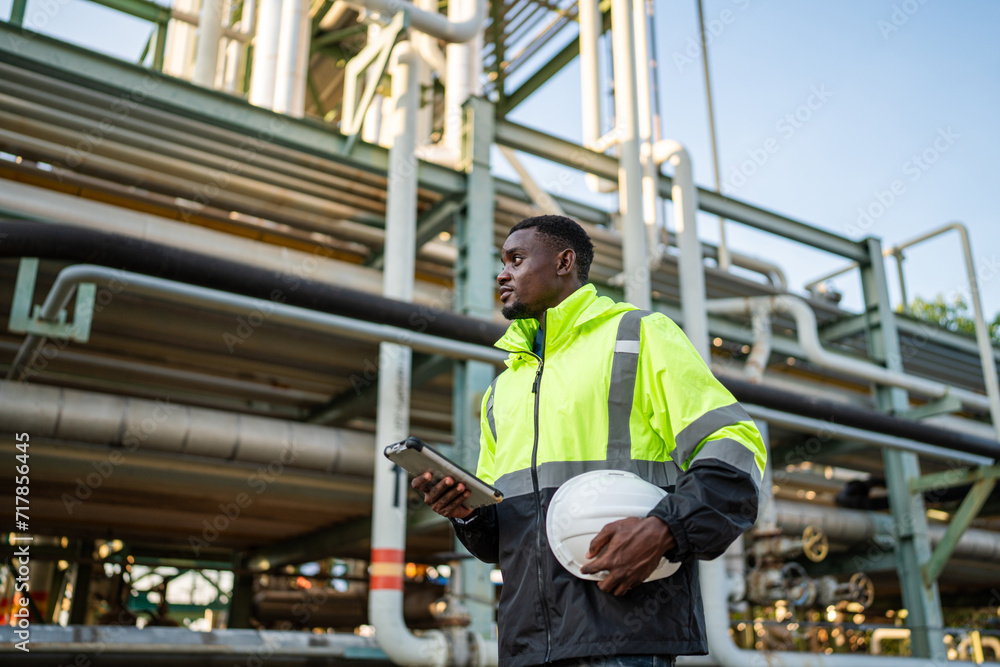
[414,215,766,667]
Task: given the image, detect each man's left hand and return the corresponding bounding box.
[579,516,676,596]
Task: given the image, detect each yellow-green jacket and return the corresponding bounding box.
[453,284,766,666]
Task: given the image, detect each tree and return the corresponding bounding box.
[902,294,1000,346]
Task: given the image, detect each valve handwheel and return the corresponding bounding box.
[802,526,829,562]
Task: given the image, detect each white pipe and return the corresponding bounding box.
[706,295,994,413]
[443,0,474,160]
[744,301,772,383]
[610,0,650,309]
[346,0,485,43]
[498,146,565,216]
[413,0,440,144]
[631,0,660,260]
[248,0,282,108]
[653,140,707,359]
[223,0,256,92]
[369,41,448,667]
[579,0,617,193]
[163,0,199,79]
[318,1,352,30]
[193,0,225,87]
[273,0,309,116]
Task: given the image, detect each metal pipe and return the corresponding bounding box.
[652,140,708,359]
[610,0,650,309]
[631,0,660,260]
[4,263,505,383]
[346,0,485,43]
[369,41,450,667]
[273,0,309,116]
[579,0,617,193]
[248,0,282,108]
[707,295,994,414]
[193,0,225,87]
[163,0,199,78]
[744,301,772,383]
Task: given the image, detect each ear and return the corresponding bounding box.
[555,248,576,278]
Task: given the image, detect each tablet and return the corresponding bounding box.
[384,437,503,509]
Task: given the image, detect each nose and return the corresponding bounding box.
[497,264,511,285]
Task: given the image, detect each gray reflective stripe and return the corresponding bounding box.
[673,402,752,465]
[690,437,762,489]
[606,309,652,468]
[494,459,678,499]
[485,377,499,443]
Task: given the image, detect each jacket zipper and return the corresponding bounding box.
[529,347,552,662]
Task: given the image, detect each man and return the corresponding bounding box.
[414,215,766,667]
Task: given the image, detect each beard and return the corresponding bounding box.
[501,300,531,320]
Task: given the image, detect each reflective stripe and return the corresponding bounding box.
[690,437,762,489]
[606,309,652,467]
[486,377,499,444]
[672,402,752,465]
[495,459,677,499]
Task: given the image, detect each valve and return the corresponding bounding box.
[802,526,829,562]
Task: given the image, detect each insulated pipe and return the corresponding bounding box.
[248,0,282,108]
[579,0,617,193]
[610,0,650,309]
[0,380,374,474]
[273,0,310,116]
[4,264,506,383]
[193,0,225,87]
[443,0,474,160]
[163,0,199,79]
[631,0,660,257]
[652,140,708,360]
[369,41,449,667]
[744,302,772,383]
[706,295,994,414]
[346,0,486,43]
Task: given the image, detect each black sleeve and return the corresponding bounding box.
[647,459,759,562]
[450,505,500,564]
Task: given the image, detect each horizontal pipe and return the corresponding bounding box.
[0,221,507,348]
[707,295,993,413]
[722,375,1000,461]
[345,0,485,42]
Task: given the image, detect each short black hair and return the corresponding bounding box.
[508,215,595,284]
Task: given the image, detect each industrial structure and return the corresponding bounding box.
[0,1,998,665]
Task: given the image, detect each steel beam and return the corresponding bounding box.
[921,470,999,585]
[499,37,579,115]
[452,95,499,637]
[861,236,945,659]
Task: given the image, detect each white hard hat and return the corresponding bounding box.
[546,469,680,582]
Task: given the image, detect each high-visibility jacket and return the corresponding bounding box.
[453,284,766,667]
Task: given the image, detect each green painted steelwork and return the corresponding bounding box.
[9,258,96,343]
[312,25,366,50]
[92,0,172,25]
[0,20,466,194]
[862,236,946,659]
[900,395,965,421]
[919,467,999,586]
[10,0,26,25]
[495,119,868,261]
[498,38,579,116]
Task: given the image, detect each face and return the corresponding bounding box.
[497,228,570,320]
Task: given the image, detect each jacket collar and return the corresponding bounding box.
[495,284,631,355]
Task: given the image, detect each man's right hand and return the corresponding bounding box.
[411,472,474,520]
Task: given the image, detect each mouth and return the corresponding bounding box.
[499,287,514,302]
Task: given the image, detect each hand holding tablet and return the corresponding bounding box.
[384,437,503,512]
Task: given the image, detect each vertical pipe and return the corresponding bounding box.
[695,0,729,271]
[653,141,707,360]
[292,0,312,115]
[610,0,650,309]
[362,22,385,145]
[444,0,474,158]
[193,0,226,87]
[369,41,448,667]
[274,0,309,116]
[632,0,659,258]
[248,0,282,108]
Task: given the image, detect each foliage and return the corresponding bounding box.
[902,294,1000,345]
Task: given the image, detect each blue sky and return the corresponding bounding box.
[4,0,999,318]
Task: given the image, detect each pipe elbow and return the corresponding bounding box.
[651,139,688,167]
[349,0,485,43]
